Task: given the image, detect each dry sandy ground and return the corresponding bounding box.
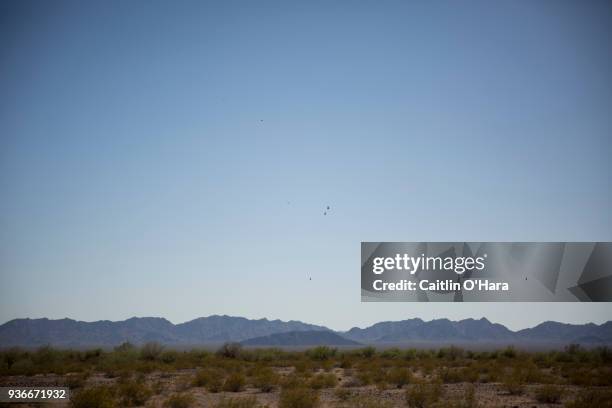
[0,367,603,407]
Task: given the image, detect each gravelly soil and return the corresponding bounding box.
[0,368,605,407]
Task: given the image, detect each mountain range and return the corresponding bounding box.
[241,331,360,347]
[1,315,611,348]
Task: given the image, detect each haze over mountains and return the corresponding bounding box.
[1,315,611,348]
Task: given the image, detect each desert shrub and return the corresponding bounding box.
[437,346,464,361]
[71,385,116,408]
[164,392,196,408]
[192,367,223,392]
[65,372,89,389]
[307,346,336,361]
[293,359,312,373]
[32,345,58,365]
[403,349,418,360]
[2,347,22,370]
[161,350,179,364]
[241,347,285,362]
[355,368,373,386]
[117,378,152,406]
[380,348,402,359]
[386,366,412,388]
[252,366,279,392]
[338,355,353,369]
[215,396,259,408]
[223,372,246,392]
[152,379,165,394]
[359,346,376,358]
[308,372,337,389]
[501,346,516,359]
[501,367,525,395]
[114,342,135,353]
[334,388,352,401]
[279,387,319,408]
[207,376,223,393]
[140,342,164,361]
[281,373,308,389]
[438,367,463,384]
[193,368,217,387]
[534,384,563,403]
[460,366,480,383]
[9,356,35,375]
[217,342,242,359]
[405,380,442,408]
[565,388,612,408]
[595,346,612,363]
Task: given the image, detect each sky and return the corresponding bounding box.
[1,0,611,331]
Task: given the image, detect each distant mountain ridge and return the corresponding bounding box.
[1,316,611,348]
[342,318,516,343]
[0,315,330,348]
[241,331,360,346]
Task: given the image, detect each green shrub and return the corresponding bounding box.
[279,387,319,408]
[501,346,517,359]
[215,396,259,408]
[360,347,376,358]
[192,368,224,392]
[117,378,152,406]
[223,372,246,392]
[307,346,336,361]
[114,342,135,353]
[252,366,279,392]
[140,342,164,361]
[7,356,35,375]
[161,350,179,364]
[164,392,196,408]
[405,380,442,408]
[386,367,412,388]
[71,386,116,408]
[437,346,464,361]
[281,373,308,389]
[2,347,22,370]
[334,388,352,401]
[308,372,337,389]
[501,369,524,395]
[217,342,242,359]
[207,376,223,393]
[534,384,563,403]
[193,368,218,387]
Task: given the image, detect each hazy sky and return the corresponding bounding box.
[1,0,611,331]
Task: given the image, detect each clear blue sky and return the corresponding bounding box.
[1,0,611,330]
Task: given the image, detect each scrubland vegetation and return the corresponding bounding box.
[1,343,612,407]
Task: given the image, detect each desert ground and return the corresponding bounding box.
[1,343,611,407]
